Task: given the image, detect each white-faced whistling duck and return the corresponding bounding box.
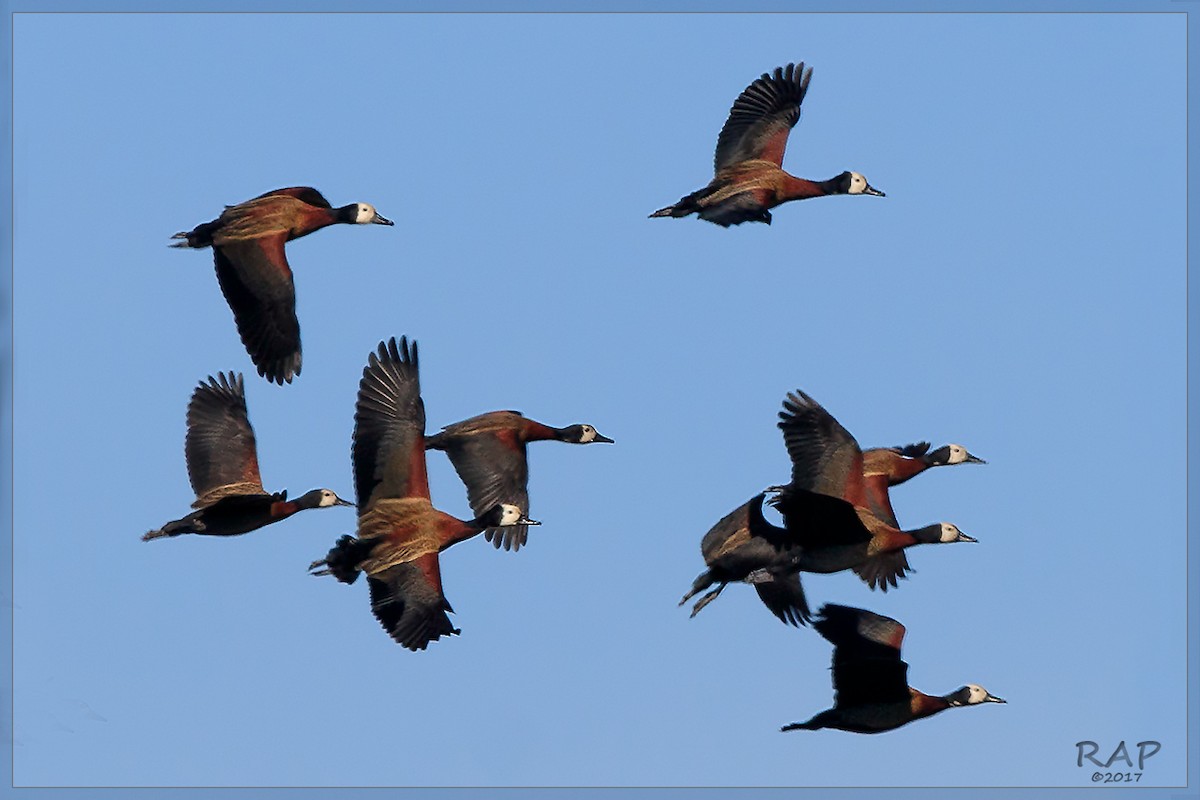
[768,390,977,592]
[143,372,353,541]
[679,493,813,626]
[781,604,1005,734]
[171,187,393,385]
[649,63,884,227]
[425,411,613,552]
[308,338,539,651]
[861,441,985,531]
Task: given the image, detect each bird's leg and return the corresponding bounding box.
[689,584,726,617]
[680,570,716,606]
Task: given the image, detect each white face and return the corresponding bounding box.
[846,172,871,195]
[578,424,597,444]
[497,503,525,526]
[947,444,969,465]
[962,684,991,704]
[940,523,962,543]
[318,490,341,508]
[354,203,377,224]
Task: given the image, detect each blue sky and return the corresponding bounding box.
[4,7,1192,795]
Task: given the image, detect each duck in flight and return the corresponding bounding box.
[143,371,352,541]
[171,186,393,384]
[308,337,538,651]
[650,62,883,227]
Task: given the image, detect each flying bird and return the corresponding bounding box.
[143,372,352,541]
[680,389,979,621]
[679,493,813,626]
[650,62,883,227]
[425,411,613,551]
[171,186,393,384]
[308,337,538,651]
[781,604,1005,733]
[860,441,985,529]
[770,390,978,591]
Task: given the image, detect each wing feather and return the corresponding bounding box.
[367,554,460,651]
[212,239,301,385]
[353,337,429,511]
[184,372,266,503]
[714,63,812,172]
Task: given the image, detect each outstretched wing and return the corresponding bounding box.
[366,553,459,651]
[213,238,302,385]
[852,551,914,592]
[893,442,931,458]
[184,372,266,505]
[814,604,911,707]
[440,432,531,551]
[778,390,866,506]
[753,572,812,627]
[714,62,812,172]
[353,337,429,511]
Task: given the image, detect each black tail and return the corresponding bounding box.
[649,203,687,219]
[780,720,820,732]
[142,514,200,541]
[679,569,716,606]
[309,535,374,584]
[170,219,220,249]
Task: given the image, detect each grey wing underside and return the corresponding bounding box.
[753,572,812,627]
[352,337,428,510]
[713,63,811,172]
[184,372,266,504]
[212,240,302,385]
[778,390,864,498]
[852,551,914,592]
[441,436,531,552]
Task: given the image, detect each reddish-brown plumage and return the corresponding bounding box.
[868,526,919,557]
[269,499,300,519]
[171,187,393,385]
[862,469,905,527]
[518,418,561,442]
[425,410,613,552]
[649,63,883,227]
[309,338,538,651]
[861,442,986,528]
[772,390,976,591]
[909,692,953,720]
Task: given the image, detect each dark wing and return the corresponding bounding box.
[440,432,531,552]
[184,372,265,500]
[894,442,931,458]
[814,604,911,707]
[714,62,812,172]
[213,238,302,385]
[852,551,914,592]
[253,186,332,208]
[767,487,872,547]
[366,553,459,651]
[753,572,811,627]
[353,337,429,511]
[778,390,866,506]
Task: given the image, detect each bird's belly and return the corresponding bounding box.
[830,703,915,734]
[798,544,869,574]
